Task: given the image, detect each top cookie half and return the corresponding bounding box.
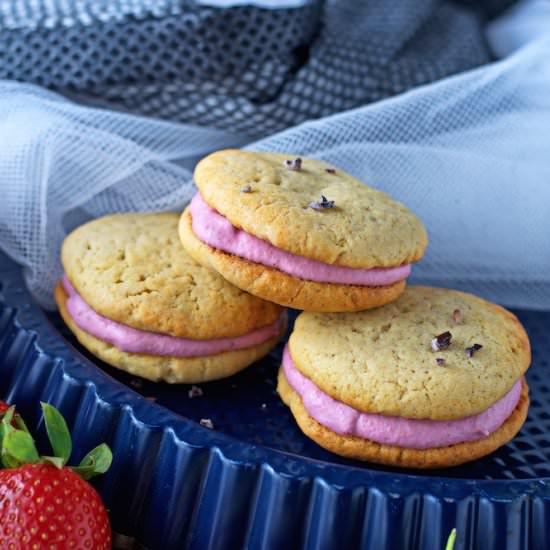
[61,212,282,340]
[194,150,428,269]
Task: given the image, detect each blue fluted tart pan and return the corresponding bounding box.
[0,250,549,550]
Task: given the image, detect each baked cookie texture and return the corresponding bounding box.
[179,209,405,312]
[287,287,531,420]
[61,212,282,339]
[278,369,529,469]
[193,149,428,269]
[56,283,285,384]
[58,212,286,383]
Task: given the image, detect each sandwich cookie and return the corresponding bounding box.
[56,213,286,383]
[278,287,531,468]
[179,149,427,312]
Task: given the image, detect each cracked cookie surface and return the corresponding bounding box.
[288,286,531,420]
[61,212,282,339]
[194,149,428,269]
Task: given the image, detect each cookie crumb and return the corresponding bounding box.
[283,158,302,171]
[465,343,483,358]
[325,168,336,174]
[200,418,214,429]
[309,195,335,210]
[129,378,144,390]
[452,309,464,325]
[431,331,452,351]
[435,357,446,366]
[240,185,252,193]
[188,385,203,398]
[112,533,136,549]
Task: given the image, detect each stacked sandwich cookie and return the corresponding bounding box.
[277,287,530,468]
[55,148,531,469]
[179,149,428,312]
[56,213,286,383]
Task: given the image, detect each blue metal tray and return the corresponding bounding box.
[1,249,549,550]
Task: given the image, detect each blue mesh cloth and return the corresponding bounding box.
[0,0,491,137]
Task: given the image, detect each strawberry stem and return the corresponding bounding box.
[445,528,457,550]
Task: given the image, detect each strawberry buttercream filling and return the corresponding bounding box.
[189,193,411,286]
[282,345,522,449]
[62,275,284,357]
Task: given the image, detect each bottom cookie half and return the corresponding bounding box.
[55,283,285,383]
[277,369,529,469]
[179,209,406,313]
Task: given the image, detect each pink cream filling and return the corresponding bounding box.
[62,275,284,358]
[282,345,522,449]
[190,193,411,286]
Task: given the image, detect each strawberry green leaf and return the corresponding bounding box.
[83,444,113,474]
[72,444,113,480]
[3,430,40,465]
[1,406,15,429]
[0,407,16,466]
[1,452,21,469]
[41,402,72,465]
[14,414,30,434]
[445,528,457,550]
[41,455,65,469]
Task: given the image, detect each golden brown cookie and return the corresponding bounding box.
[277,286,531,468]
[179,209,405,312]
[194,150,427,268]
[278,369,529,469]
[288,286,530,420]
[180,150,427,312]
[57,212,285,383]
[62,212,281,339]
[56,283,285,384]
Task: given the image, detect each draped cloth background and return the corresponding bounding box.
[0,0,548,310]
[0,0,493,137]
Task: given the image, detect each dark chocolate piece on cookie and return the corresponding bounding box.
[431,331,452,351]
[465,343,483,358]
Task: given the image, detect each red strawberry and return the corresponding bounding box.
[0,402,113,550]
[0,464,111,549]
[0,400,8,414]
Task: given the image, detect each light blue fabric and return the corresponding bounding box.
[487,0,550,57]
[0,34,549,310]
